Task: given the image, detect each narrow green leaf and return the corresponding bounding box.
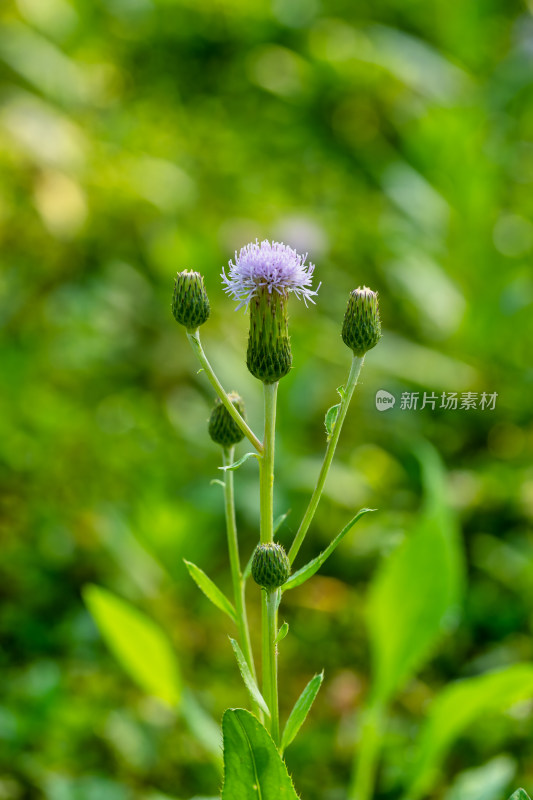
[509,791,532,800]
[274,510,291,535]
[281,671,324,753]
[324,402,341,439]
[229,638,270,717]
[184,560,237,624]
[274,622,289,644]
[222,708,299,800]
[407,664,533,800]
[210,478,226,488]
[283,508,375,591]
[83,584,181,707]
[368,444,463,705]
[219,451,259,471]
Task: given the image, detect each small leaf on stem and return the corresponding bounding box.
[184,560,237,624]
[229,638,270,717]
[283,508,375,591]
[219,451,260,472]
[281,671,324,752]
[274,622,289,644]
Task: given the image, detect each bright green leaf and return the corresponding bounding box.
[324,402,341,439]
[83,584,181,707]
[283,508,375,591]
[218,451,259,471]
[367,445,463,704]
[274,510,291,535]
[509,791,532,800]
[229,638,270,717]
[281,672,324,753]
[408,664,533,800]
[274,621,289,644]
[184,560,237,624]
[221,709,299,800]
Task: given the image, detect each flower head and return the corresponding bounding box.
[342,286,381,356]
[222,239,319,310]
[172,270,210,330]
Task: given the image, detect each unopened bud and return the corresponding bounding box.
[208,393,246,447]
[246,289,292,384]
[342,287,381,356]
[172,270,210,331]
[251,542,291,591]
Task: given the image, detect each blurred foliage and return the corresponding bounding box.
[1,0,533,797]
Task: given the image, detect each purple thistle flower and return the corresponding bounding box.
[222,239,320,310]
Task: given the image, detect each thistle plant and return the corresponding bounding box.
[173,239,380,787]
[83,241,533,800]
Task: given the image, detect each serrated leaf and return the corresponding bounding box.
[281,672,324,753]
[219,451,259,471]
[184,560,237,624]
[229,638,270,717]
[324,402,341,438]
[274,622,289,644]
[83,584,181,706]
[368,445,463,705]
[283,508,375,591]
[222,709,299,800]
[407,664,533,800]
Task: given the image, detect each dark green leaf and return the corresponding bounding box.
[221,709,299,800]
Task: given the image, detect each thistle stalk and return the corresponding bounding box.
[187,329,263,454]
[259,381,280,743]
[289,354,365,564]
[222,446,257,684]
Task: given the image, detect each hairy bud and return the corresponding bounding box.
[251,542,291,591]
[246,289,292,384]
[342,287,381,356]
[208,393,246,447]
[172,270,210,330]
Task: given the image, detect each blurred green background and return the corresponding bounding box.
[1,0,533,797]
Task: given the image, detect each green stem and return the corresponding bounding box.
[348,704,384,800]
[288,355,364,565]
[267,589,280,745]
[222,446,257,684]
[259,381,278,738]
[187,330,263,454]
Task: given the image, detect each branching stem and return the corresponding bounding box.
[288,355,364,564]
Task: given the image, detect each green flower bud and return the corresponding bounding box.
[246,289,292,384]
[342,287,381,356]
[251,542,291,591]
[208,393,246,447]
[172,270,210,331]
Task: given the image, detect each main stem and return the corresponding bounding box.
[186,330,263,454]
[259,382,279,742]
[267,589,280,744]
[288,355,364,565]
[222,446,257,684]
